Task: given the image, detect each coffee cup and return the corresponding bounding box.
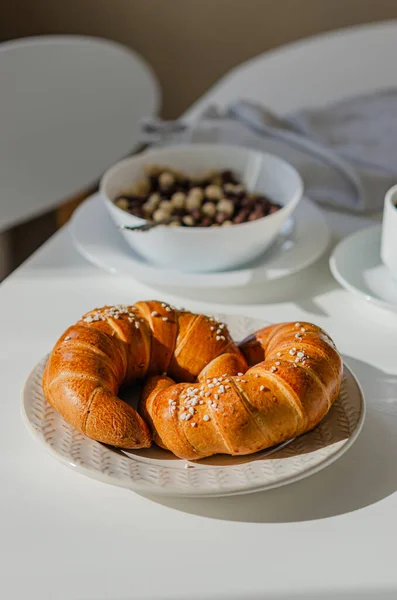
[380,184,397,280]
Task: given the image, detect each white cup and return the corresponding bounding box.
[381,184,397,280]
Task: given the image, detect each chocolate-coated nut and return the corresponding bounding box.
[241,196,256,208]
[148,175,159,192]
[215,212,227,224]
[205,185,223,201]
[202,201,216,217]
[200,216,213,227]
[221,170,239,184]
[178,178,190,191]
[115,198,129,211]
[248,211,263,221]
[190,208,201,220]
[216,198,234,217]
[159,171,175,190]
[269,204,280,214]
[233,208,250,224]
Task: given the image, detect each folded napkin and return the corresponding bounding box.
[141,90,397,213]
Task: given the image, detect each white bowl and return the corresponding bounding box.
[101,144,303,273]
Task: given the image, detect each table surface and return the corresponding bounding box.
[3,30,397,600]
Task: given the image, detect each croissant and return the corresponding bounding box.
[140,321,343,459]
[42,301,247,448]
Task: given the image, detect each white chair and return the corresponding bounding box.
[0,35,160,268]
[186,20,397,118]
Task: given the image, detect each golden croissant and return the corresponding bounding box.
[42,301,343,459]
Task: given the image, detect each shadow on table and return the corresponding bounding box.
[140,356,397,524]
[140,240,337,313]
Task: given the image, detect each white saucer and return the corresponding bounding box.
[330,225,397,312]
[70,194,329,289]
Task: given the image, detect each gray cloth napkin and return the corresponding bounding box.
[141,91,397,213]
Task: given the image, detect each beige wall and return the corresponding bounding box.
[3,0,397,118]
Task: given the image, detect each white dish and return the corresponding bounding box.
[70,194,329,289]
[101,144,303,272]
[22,314,365,498]
[330,225,397,313]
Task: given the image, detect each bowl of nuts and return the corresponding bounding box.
[101,144,303,272]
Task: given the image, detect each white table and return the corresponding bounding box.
[3,34,397,600]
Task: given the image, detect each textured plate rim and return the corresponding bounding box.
[21,316,365,498]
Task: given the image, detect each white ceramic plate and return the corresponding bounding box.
[69,194,329,289]
[22,315,365,497]
[330,225,397,313]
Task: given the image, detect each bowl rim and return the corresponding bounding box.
[100,143,304,232]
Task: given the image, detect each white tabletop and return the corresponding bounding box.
[3,41,397,600]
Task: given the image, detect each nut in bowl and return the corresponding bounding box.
[101,144,304,273]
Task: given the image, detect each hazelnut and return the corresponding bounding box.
[143,193,161,216]
[216,198,234,217]
[186,194,202,211]
[145,193,161,208]
[153,208,170,222]
[168,220,181,227]
[142,201,154,216]
[202,202,216,217]
[115,198,129,211]
[222,220,233,227]
[205,185,222,201]
[189,187,204,202]
[182,215,195,226]
[159,171,175,190]
[171,192,186,209]
[159,200,172,213]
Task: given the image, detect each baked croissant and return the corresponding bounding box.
[42,301,247,448]
[140,321,343,459]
